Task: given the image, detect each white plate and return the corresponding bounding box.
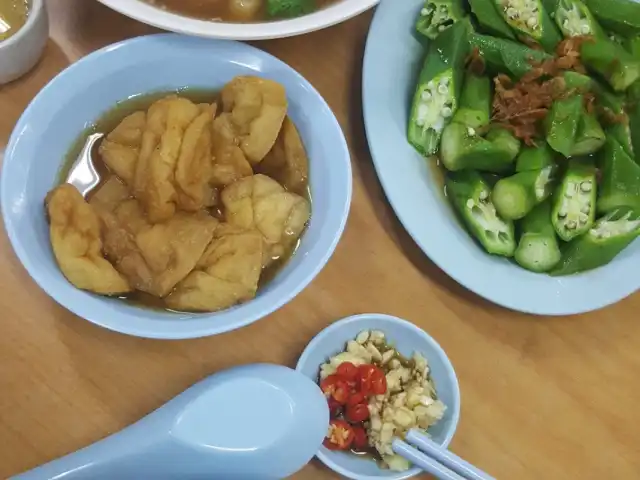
[362,0,639,315]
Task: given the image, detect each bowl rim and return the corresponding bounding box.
[296,313,461,480]
[0,33,352,339]
[96,0,380,40]
[0,0,44,50]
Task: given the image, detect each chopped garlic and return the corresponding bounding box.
[318,330,446,473]
[355,330,370,344]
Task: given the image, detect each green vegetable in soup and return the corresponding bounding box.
[266,0,316,18]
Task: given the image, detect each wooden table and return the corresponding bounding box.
[1,1,639,478]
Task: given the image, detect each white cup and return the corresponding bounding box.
[0,0,49,85]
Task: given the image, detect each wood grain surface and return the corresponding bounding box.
[1,1,639,479]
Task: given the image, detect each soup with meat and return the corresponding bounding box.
[143,0,339,22]
[46,76,311,313]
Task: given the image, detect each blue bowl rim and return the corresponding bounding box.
[0,33,353,339]
[296,313,461,480]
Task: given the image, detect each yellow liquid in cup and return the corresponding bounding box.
[0,0,29,42]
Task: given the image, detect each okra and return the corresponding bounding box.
[598,137,640,213]
[408,21,470,156]
[515,144,556,171]
[583,0,640,37]
[441,123,521,172]
[514,200,562,272]
[545,95,583,157]
[492,0,562,52]
[627,81,640,160]
[468,0,516,39]
[551,157,597,241]
[469,33,552,78]
[562,70,593,91]
[591,82,633,156]
[446,170,517,256]
[416,0,466,39]
[554,0,606,38]
[493,165,557,219]
[554,0,640,91]
[624,35,640,59]
[550,207,640,275]
[452,72,492,128]
[571,112,605,156]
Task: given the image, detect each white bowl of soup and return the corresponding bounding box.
[1,34,352,339]
[0,0,48,84]
[96,0,378,40]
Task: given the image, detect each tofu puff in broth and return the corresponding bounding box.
[45,76,312,313]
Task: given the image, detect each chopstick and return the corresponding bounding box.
[392,429,495,480]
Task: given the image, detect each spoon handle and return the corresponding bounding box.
[12,413,174,479]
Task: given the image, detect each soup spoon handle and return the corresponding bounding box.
[12,395,200,479]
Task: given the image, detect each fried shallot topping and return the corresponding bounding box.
[491,36,592,145]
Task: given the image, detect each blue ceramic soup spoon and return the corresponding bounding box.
[13,364,329,480]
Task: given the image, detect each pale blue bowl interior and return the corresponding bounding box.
[296,314,461,480]
[362,0,640,315]
[1,34,351,339]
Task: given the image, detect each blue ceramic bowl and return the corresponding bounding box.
[296,314,461,480]
[1,34,351,339]
[362,0,640,315]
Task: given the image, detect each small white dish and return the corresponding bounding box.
[296,313,460,480]
[0,0,49,85]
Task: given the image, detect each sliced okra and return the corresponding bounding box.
[416,0,466,39]
[446,170,516,256]
[551,158,597,241]
[408,20,470,156]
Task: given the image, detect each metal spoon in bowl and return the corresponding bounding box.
[65,132,103,196]
[13,364,329,480]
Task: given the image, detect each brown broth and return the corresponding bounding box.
[60,88,310,313]
[142,0,338,23]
